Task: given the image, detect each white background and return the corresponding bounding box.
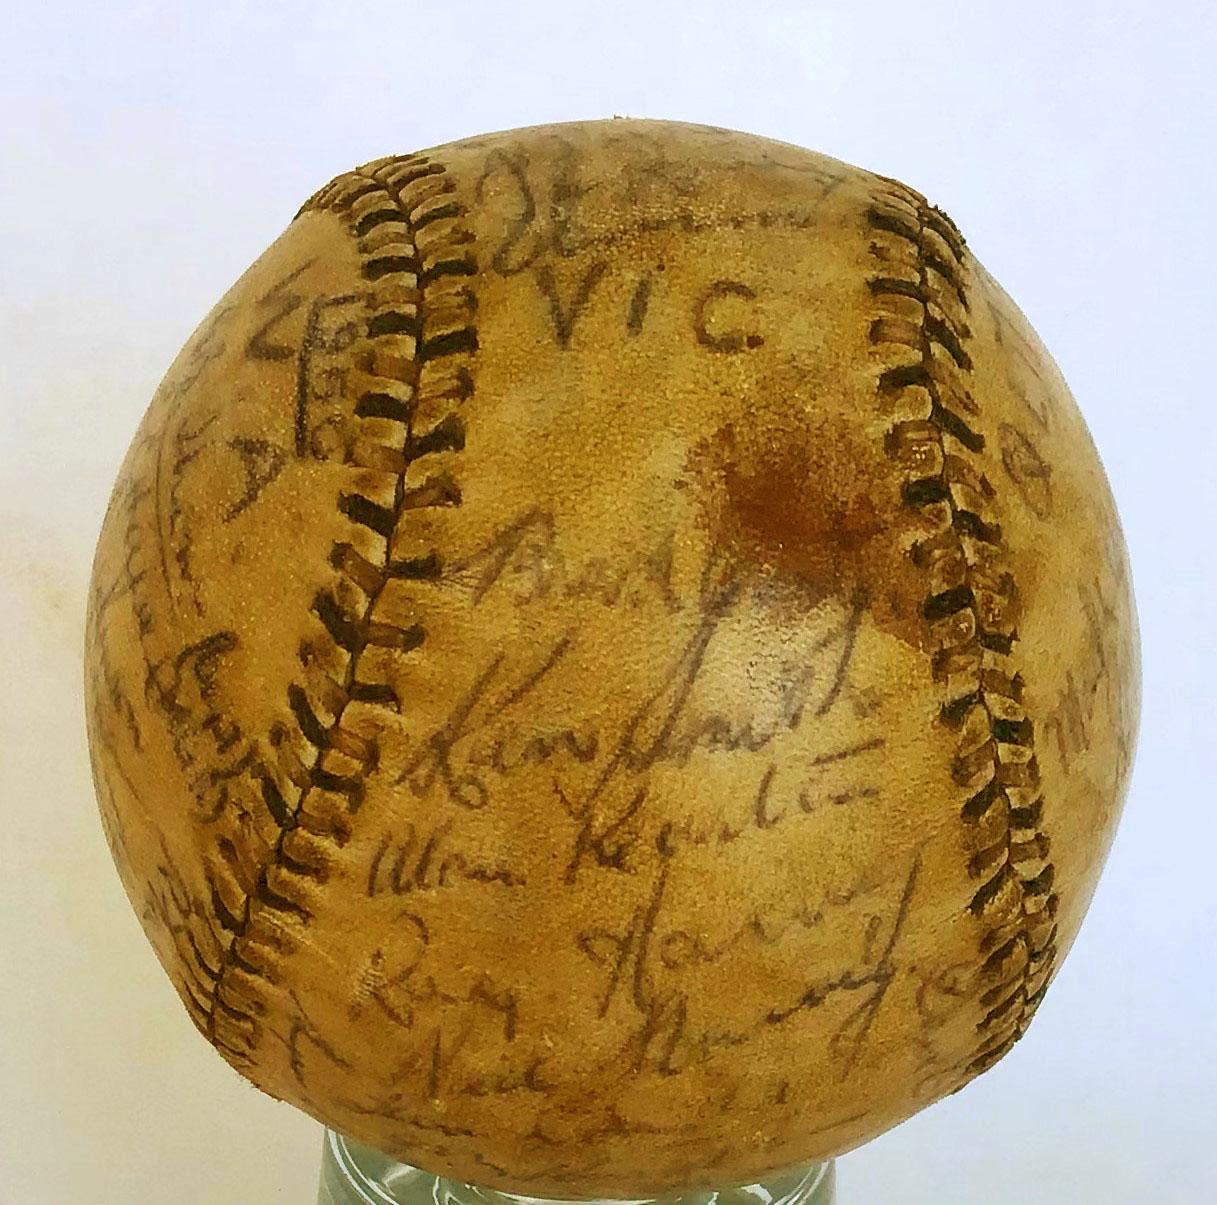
[2,2,1214,1201]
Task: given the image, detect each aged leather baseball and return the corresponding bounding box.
[84,119,1139,1197]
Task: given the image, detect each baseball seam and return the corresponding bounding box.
[202,153,479,1063]
[866,183,1060,1074]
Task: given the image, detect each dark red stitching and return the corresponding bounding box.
[868,185,1059,1076]
[204,154,478,1054]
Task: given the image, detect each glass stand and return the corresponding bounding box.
[317,1131,836,1205]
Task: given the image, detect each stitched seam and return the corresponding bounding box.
[866,185,1059,1074]
[203,153,478,1061]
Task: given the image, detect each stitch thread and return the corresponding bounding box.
[203,153,478,1060]
[867,185,1059,1075]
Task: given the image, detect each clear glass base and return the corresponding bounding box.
[317,1131,836,1205]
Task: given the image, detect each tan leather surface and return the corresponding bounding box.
[84,119,1139,1198]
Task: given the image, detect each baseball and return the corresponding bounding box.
[84,119,1139,1197]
